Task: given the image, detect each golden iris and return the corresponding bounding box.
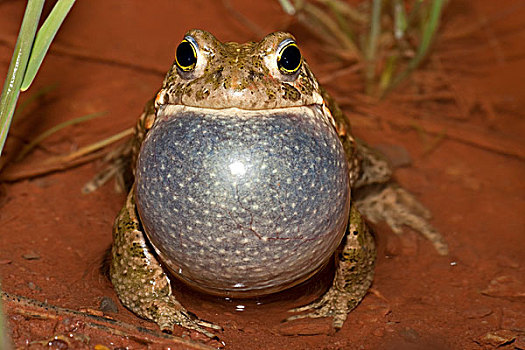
[175,39,197,72]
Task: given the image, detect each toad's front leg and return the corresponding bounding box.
[110,187,221,338]
[286,203,376,329]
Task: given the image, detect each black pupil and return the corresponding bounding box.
[278,45,301,72]
[176,41,196,68]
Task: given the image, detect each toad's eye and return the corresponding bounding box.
[277,40,302,74]
[175,38,197,72]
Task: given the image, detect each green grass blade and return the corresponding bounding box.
[365,0,382,61]
[379,55,397,91]
[277,0,296,15]
[21,0,76,91]
[0,285,8,350]
[393,0,408,40]
[16,111,106,161]
[0,0,45,157]
[13,83,58,122]
[382,0,445,97]
[326,0,356,43]
[417,0,445,61]
[319,0,367,24]
[365,0,383,95]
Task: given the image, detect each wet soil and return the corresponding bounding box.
[0,0,524,349]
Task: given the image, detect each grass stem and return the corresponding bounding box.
[0,0,44,157]
[365,0,383,95]
[382,0,445,97]
[16,111,106,161]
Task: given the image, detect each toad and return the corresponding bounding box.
[109,29,447,338]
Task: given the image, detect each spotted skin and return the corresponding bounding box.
[111,190,221,338]
[156,30,324,110]
[135,107,350,296]
[109,29,447,338]
[286,203,375,328]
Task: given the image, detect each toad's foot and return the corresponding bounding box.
[286,204,375,329]
[110,188,221,339]
[355,183,448,255]
[286,286,359,329]
[82,139,132,194]
[140,296,221,339]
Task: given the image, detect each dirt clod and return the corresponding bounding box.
[22,252,41,260]
[27,282,41,291]
[98,296,118,314]
[481,275,525,301]
[476,329,517,347]
[47,338,70,350]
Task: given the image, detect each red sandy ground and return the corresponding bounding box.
[0,0,524,349]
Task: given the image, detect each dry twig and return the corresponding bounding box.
[1,291,217,349]
[0,128,133,182]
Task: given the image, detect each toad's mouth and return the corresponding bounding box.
[157,103,333,128]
